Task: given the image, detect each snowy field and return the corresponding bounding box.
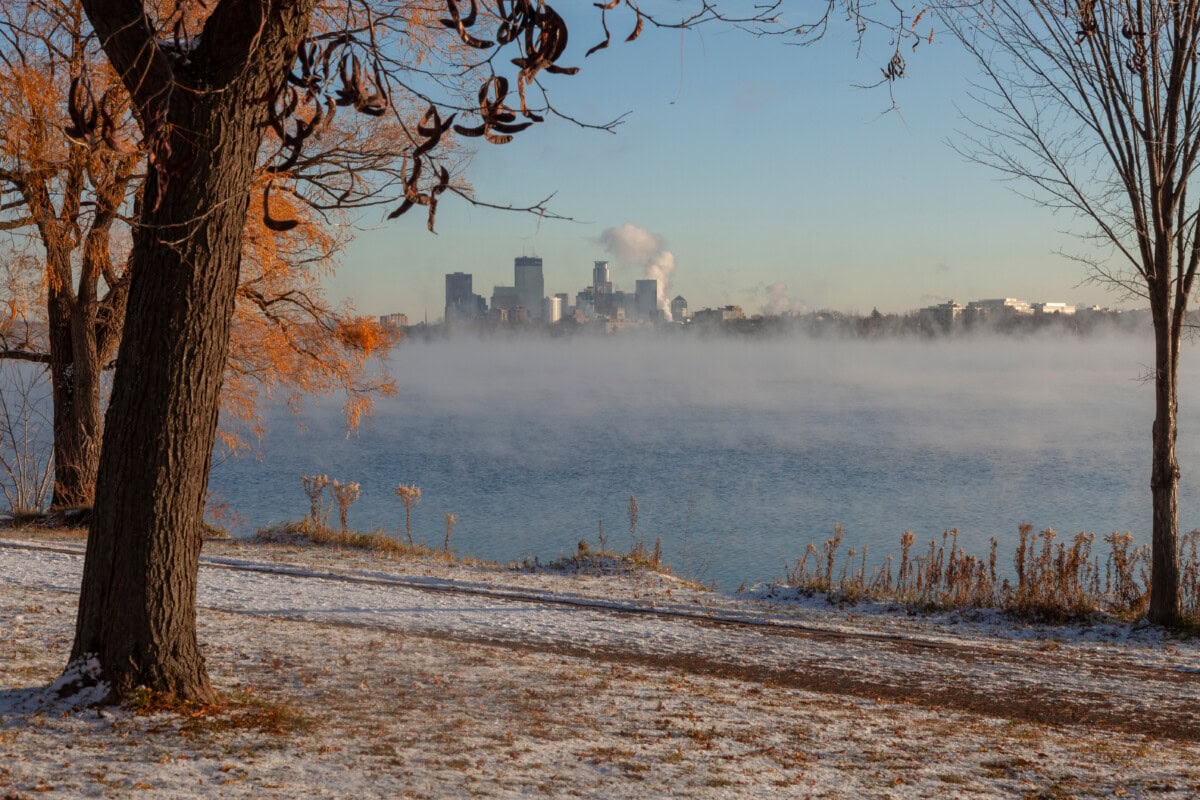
[2,533,1200,798]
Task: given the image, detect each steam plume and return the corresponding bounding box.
[599,223,676,321]
[761,282,807,316]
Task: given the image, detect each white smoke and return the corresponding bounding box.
[599,222,676,321]
[760,282,807,316]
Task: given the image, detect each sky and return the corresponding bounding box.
[326,5,1119,320]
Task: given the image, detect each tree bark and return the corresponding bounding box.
[72,101,257,701]
[47,272,85,510]
[71,0,314,702]
[1149,296,1182,627]
[47,285,103,512]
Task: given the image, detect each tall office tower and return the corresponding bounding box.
[445,272,474,320]
[592,261,612,295]
[635,279,659,320]
[670,295,689,321]
[514,256,545,320]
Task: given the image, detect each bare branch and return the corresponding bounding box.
[0,349,51,364]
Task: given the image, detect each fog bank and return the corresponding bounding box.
[211,333,1199,588]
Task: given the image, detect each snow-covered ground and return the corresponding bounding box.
[2,534,1199,798]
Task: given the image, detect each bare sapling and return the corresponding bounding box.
[597,518,607,552]
[628,494,639,551]
[331,480,360,534]
[395,484,421,547]
[443,512,457,554]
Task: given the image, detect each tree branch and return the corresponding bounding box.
[0,349,51,364]
[77,0,173,111]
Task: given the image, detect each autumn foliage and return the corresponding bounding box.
[0,1,402,496]
[223,174,398,454]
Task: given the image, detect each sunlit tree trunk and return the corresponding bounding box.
[73,94,261,701]
[1149,286,1182,625]
[71,0,315,701]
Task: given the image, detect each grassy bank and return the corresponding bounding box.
[778,523,1200,624]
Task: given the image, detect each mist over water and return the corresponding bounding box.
[209,332,1200,589]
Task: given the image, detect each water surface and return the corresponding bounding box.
[209,333,1200,589]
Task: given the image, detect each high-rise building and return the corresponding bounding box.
[445,272,474,321]
[592,261,612,295]
[671,295,689,321]
[635,279,659,320]
[514,256,544,320]
[575,288,595,317]
[491,285,519,315]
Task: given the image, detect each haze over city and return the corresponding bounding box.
[379,245,1134,333]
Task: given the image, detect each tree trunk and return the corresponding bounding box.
[46,265,101,511]
[1148,302,1182,627]
[70,89,263,703]
[47,291,103,512]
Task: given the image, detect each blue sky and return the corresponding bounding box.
[328,6,1115,319]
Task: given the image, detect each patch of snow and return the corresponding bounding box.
[45,653,110,708]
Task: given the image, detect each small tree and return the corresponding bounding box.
[443,512,457,555]
[395,484,421,547]
[331,480,360,534]
[943,0,1200,625]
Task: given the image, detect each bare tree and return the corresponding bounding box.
[944,0,1200,625]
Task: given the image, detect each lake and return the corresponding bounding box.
[209,331,1200,590]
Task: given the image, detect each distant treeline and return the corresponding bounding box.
[394,307,1152,341]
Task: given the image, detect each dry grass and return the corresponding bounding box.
[537,537,705,589]
[394,483,421,547]
[781,523,1200,623]
[253,519,455,561]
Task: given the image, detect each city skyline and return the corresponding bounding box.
[385,265,1142,339]
[403,252,1109,325]
[324,9,1122,319]
[447,256,674,326]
